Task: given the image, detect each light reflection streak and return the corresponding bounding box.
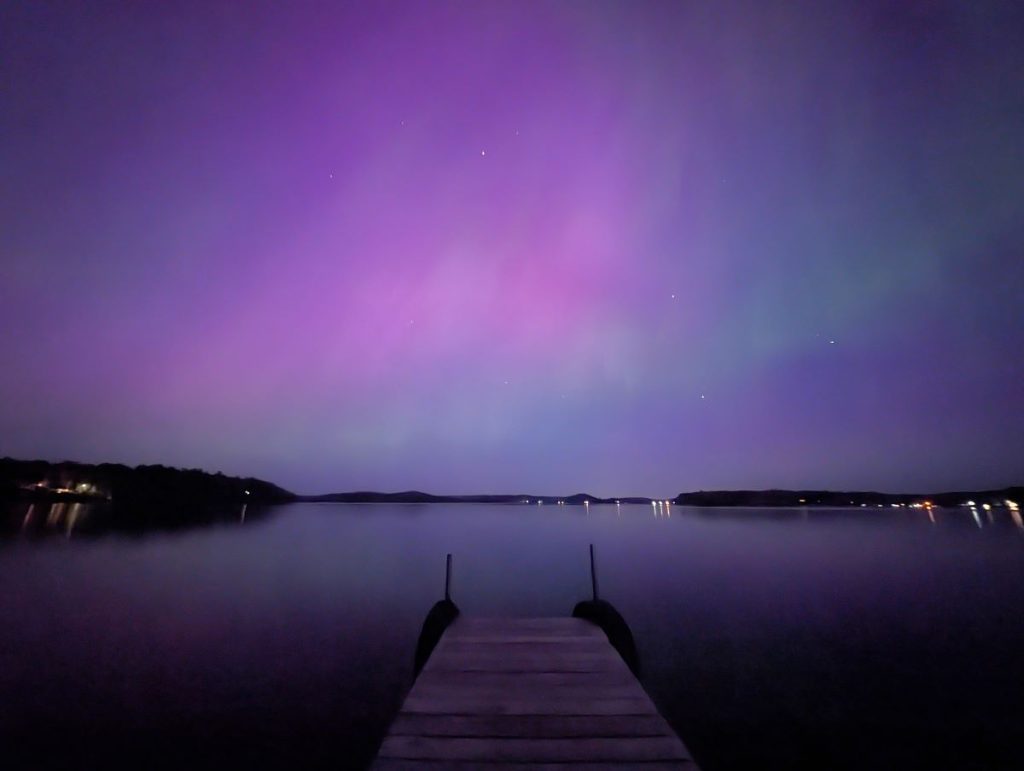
[46,503,66,527]
[21,503,36,532]
[65,503,83,537]
[648,500,671,519]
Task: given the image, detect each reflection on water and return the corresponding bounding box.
[1,502,1023,771]
[23,500,93,536]
[2,499,265,538]
[65,502,85,536]
[20,503,35,532]
[6,499,1024,539]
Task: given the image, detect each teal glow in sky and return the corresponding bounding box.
[2,1,1023,495]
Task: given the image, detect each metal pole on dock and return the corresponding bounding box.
[445,553,453,601]
[589,543,599,601]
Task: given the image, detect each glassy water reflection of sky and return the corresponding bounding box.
[2,503,1023,770]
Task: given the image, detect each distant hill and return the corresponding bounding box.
[303,491,658,505]
[0,457,295,505]
[674,488,1024,508]
[307,487,1022,508]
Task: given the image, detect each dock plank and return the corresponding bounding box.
[401,695,659,716]
[387,713,678,739]
[444,619,606,642]
[447,617,603,634]
[424,652,625,673]
[378,735,688,763]
[431,640,614,658]
[410,677,647,702]
[412,670,640,689]
[372,616,698,769]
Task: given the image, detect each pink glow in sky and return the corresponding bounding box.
[3,1,1023,494]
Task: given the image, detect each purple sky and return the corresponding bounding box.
[2,1,1023,496]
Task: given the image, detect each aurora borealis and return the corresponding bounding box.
[2,1,1023,495]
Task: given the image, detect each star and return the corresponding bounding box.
[480,150,486,157]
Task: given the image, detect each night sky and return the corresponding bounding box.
[2,1,1023,496]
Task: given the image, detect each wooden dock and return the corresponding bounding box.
[373,616,698,769]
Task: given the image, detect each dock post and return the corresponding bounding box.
[589,543,599,601]
[445,553,453,601]
[414,554,460,675]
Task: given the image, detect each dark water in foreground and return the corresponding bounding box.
[2,502,1023,770]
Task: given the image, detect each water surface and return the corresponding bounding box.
[2,502,1022,769]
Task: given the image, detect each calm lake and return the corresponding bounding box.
[2,502,1023,770]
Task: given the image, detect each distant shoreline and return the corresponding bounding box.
[299,488,1022,509]
[2,457,1019,511]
